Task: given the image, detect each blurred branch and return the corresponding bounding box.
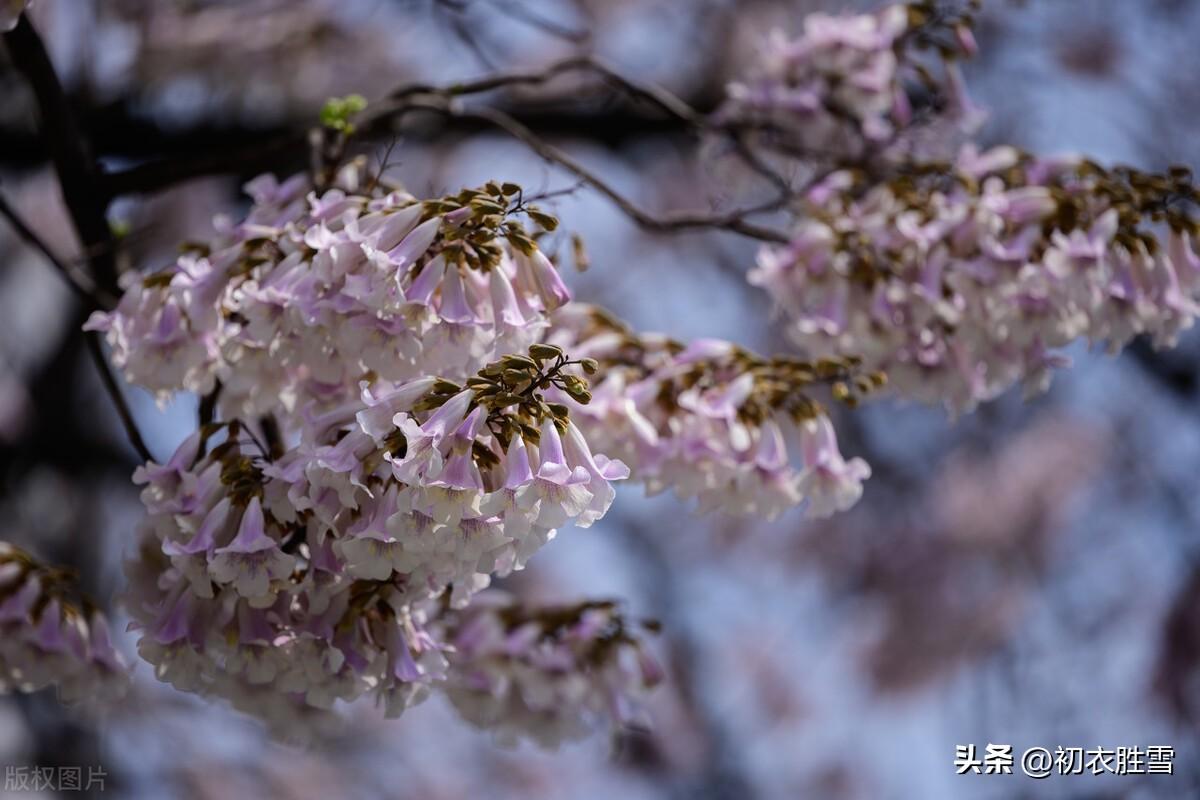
[615,519,758,800]
[0,190,115,308]
[2,16,119,296]
[83,333,153,463]
[1130,338,1199,399]
[380,55,707,126]
[433,0,501,71]
[1,17,152,463]
[432,0,590,66]
[0,193,152,462]
[100,131,304,200]
[482,0,589,44]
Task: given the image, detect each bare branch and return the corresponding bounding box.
[381,55,705,125]
[435,0,502,71]
[3,16,120,296]
[83,333,154,463]
[0,190,116,309]
[402,97,792,242]
[483,0,590,44]
[100,55,798,242]
[0,191,151,462]
[2,16,153,463]
[102,56,713,198]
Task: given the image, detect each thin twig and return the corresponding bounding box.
[523,179,587,203]
[484,0,589,43]
[84,334,153,463]
[432,0,501,71]
[3,16,153,462]
[0,191,116,308]
[0,190,151,461]
[405,97,792,242]
[99,54,801,242]
[3,16,120,296]
[382,55,705,124]
[367,136,402,192]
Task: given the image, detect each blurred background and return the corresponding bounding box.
[2,1,1200,798]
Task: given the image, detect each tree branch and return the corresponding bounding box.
[0,190,115,308]
[401,97,792,242]
[0,193,152,462]
[99,55,798,242]
[83,333,153,463]
[3,16,120,296]
[2,16,152,462]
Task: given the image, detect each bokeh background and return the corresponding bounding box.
[2,1,1200,798]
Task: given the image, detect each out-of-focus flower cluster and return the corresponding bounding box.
[439,592,662,748]
[728,0,1200,414]
[720,1,981,162]
[752,146,1200,412]
[547,305,880,519]
[0,542,129,703]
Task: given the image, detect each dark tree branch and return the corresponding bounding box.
[3,16,119,296]
[83,333,153,463]
[100,131,306,200]
[98,55,796,242]
[2,17,153,462]
[93,107,691,199]
[0,190,115,308]
[401,97,792,242]
[1130,338,1200,399]
[0,193,152,462]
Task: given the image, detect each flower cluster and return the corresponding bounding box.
[88,165,668,738]
[438,592,663,748]
[720,1,981,162]
[86,155,895,739]
[544,305,878,519]
[123,342,630,730]
[752,146,1200,412]
[0,543,129,703]
[86,165,570,417]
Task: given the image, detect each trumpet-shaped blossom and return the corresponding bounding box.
[122,346,631,732]
[544,305,877,520]
[86,167,572,417]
